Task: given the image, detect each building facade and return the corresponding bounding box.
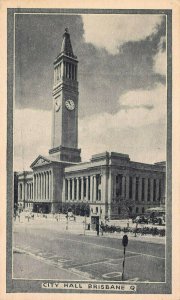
[16,29,166,219]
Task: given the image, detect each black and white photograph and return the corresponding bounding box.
[4,7,174,295]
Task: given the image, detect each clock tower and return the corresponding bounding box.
[49,28,81,162]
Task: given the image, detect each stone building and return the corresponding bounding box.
[16,29,166,219]
[17,171,33,210]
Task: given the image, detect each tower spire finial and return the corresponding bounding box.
[60,28,75,58]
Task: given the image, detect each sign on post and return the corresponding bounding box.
[122,234,128,247]
[122,234,128,281]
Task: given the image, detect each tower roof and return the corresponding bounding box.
[60,28,76,58]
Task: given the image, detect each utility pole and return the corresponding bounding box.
[122,235,128,281]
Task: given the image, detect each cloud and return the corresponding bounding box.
[153,37,166,76]
[14,84,166,170]
[79,83,166,162]
[82,14,163,54]
[14,109,51,171]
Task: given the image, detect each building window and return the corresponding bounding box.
[83,178,86,198]
[96,207,98,213]
[153,179,156,201]
[147,179,151,201]
[159,179,161,201]
[129,207,132,214]
[135,177,139,201]
[118,207,121,214]
[116,174,123,197]
[88,177,90,200]
[136,207,139,213]
[74,179,77,200]
[129,177,133,199]
[79,179,81,200]
[142,207,145,214]
[142,178,145,201]
[72,64,74,80]
[97,175,101,201]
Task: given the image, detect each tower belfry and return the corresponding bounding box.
[49,28,81,163]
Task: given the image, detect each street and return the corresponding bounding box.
[13,214,165,282]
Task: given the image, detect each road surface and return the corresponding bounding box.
[13,215,165,282]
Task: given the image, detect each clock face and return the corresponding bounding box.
[65,99,75,111]
[55,98,61,112]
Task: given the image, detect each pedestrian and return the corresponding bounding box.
[100,221,104,236]
[96,223,99,236]
[17,210,21,222]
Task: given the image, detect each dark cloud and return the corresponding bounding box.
[15,14,166,117]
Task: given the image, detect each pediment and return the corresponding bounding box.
[30,155,51,169]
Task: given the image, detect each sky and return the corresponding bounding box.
[14,13,167,171]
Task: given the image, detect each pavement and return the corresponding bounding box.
[13,213,166,282]
[14,212,165,244]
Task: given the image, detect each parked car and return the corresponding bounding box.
[132,215,149,224]
[152,216,165,225]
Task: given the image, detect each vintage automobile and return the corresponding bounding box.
[132,215,149,224]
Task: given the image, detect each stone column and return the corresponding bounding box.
[39,174,41,200]
[90,176,93,202]
[62,177,65,204]
[76,178,79,201]
[35,175,37,200]
[138,177,142,202]
[81,177,84,200]
[144,178,148,202]
[86,177,89,201]
[38,173,41,200]
[72,178,75,201]
[150,178,154,202]
[156,178,159,201]
[67,179,70,201]
[93,175,97,201]
[99,175,102,201]
[42,173,44,200]
[61,62,63,78]
[132,177,136,201]
[33,175,35,200]
[48,172,50,200]
[46,172,48,200]
[51,171,53,201]
[43,172,45,200]
[40,174,42,200]
[107,172,113,219]
[122,176,126,199]
[73,65,75,80]
[69,63,72,79]
[36,175,38,200]
[161,177,165,204]
[36,174,38,200]
[125,176,129,199]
